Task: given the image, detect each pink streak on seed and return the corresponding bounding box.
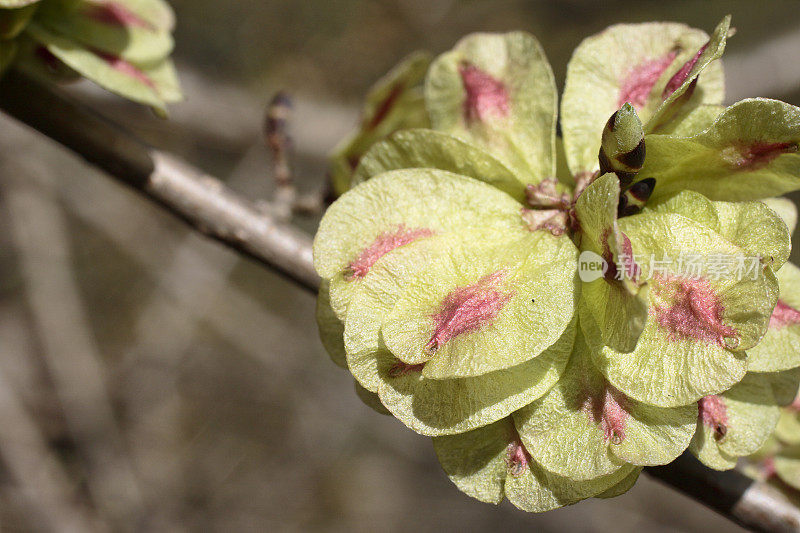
[698,395,728,438]
[789,393,800,412]
[662,44,706,98]
[458,63,510,123]
[789,394,800,412]
[94,50,155,88]
[762,456,776,479]
[367,83,403,130]
[732,141,798,171]
[600,228,640,282]
[387,361,425,378]
[345,225,434,280]
[770,300,800,329]
[86,2,152,29]
[505,439,531,477]
[653,276,737,346]
[346,155,360,170]
[617,233,640,281]
[425,270,513,353]
[618,51,678,108]
[583,386,629,444]
[600,227,619,281]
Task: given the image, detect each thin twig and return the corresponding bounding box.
[0,70,318,292]
[265,91,293,188]
[264,91,296,220]
[45,139,307,373]
[263,90,324,219]
[2,69,799,532]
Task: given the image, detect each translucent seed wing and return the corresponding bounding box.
[762,197,798,235]
[719,374,780,458]
[594,467,642,499]
[343,236,461,392]
[515,331,694,480]
[35,0,174,64]
[504,457,637,513]
[433,418,639,512]
[749,263,800,372]
[595,212,779,406]
[776,408,800,446]
[344,231,574,435]
[513,352,624,480]
[654,104,724,137]
[316,280,347,369]
[690,373,780,471]
[351,129,528,201]
[319,170,527,323]
[26,22,180,112]
[380,232,577,378]
[646,16,730,133]
[376,322,574,436]
[425,31,557,182]
[108,0,175,31]
[766,367,800,407]
[314,169,523,280]
[774,446,800,491]
[561,20,724,175]
[647,191,790,271]
[432,418,510,505]
[643,99,800,202]
[575,173,647,352]
[328,51,431,195]
[610,392,697,467]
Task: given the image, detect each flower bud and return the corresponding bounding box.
[599,103,645,187]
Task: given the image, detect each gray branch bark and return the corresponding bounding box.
[1,69,798,532]
[0,70,318,292]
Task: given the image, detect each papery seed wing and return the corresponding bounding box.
[425,32,557,183]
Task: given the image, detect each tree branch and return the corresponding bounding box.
[0,70,319,292]
[1,70,799,532]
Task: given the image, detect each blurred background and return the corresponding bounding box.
[2,1,800,531]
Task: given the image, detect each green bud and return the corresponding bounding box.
[599,103,645,187]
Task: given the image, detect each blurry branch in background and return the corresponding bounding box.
[725,25,800,101]
[263,91,325,220]
[0,364,97,532]
[2,70,800,533]
[5,157,146,529]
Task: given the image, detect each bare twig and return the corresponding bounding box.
[0,70,319,292]
[2,69,800,532]
[264,91,296,220]
[647,453,800,532]
[263,91,324,219]
[265,91,293,187]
